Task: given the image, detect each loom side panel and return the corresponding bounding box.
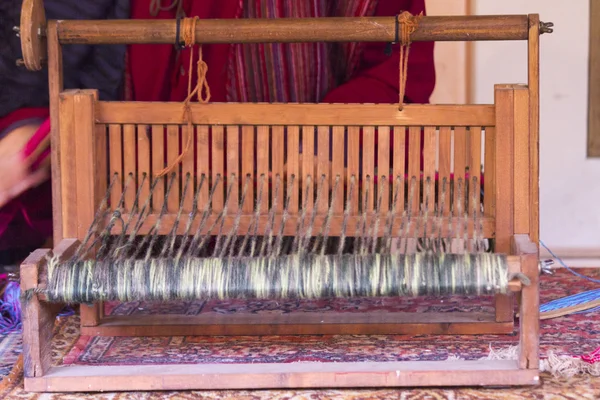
[513,87,531,235]
[57,91,79,238]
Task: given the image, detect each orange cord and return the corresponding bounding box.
[397,11,422,111]
[156,16,211,178]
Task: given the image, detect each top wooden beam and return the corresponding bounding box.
[54,15,532,45]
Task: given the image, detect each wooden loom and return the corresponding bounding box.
[18,0,553,392]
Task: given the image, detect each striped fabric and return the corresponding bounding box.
[227,0,378,103]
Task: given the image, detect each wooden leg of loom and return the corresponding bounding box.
[80,304,101,327]
[21,249,59,383]
[513,234,540,370]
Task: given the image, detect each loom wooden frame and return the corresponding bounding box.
[21,13,543,391]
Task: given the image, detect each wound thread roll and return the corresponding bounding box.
[44,252,509,303]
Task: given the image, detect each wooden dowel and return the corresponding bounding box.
[55,15,530,45]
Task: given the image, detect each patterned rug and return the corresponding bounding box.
[0,331,20,377]
[1,268,599,399]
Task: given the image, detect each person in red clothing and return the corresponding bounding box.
[0,0,435,254]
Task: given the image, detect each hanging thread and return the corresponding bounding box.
[156,16,211,178]
[397,11,423,111]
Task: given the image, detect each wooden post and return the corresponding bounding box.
[493,85,516,323]
[528,14,540,245]
[59,89,103,326]
[21,249,56,379]
[512,234,540,371]
[48,22,64,246]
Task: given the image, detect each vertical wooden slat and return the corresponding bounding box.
[438,127,452,216]
[332,126,345,213]
[95,124,108,216]
[422,126,436,212]
[494,85,516,324]
[302,126,315,214]
[137,125,151,210]
[483,127,496,218]
[211,126,225,211]
[272,126,285,212]
[287,125,300,213]
[181,123,195,211]
[241,126,255,213]
[108,124,123,212]
[95,123,106,321]
[151,125,165,212]
[196,125,210,210]
[226,125,240,213]
[469,127,483,215]
[166,125,180,212]
[513,87,530,234]
[256,126,270,213]
[453,126,467,217]
[392,126,406,216]
[316,126,330,213]
[122,124,137,212]
[377,126,390,212]
[407,126,421,214]
[347,126,360,214]
[362,126,375,212]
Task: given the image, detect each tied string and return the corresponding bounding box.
[156,16,211,178]
[397,11,422,111]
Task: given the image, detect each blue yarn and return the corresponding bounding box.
[0,281,21,334]
[540,240,600,285]
[540,288,600,313]
[539,240,600,316]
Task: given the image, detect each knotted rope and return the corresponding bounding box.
[397,11,422,111]
[156,16,211,177]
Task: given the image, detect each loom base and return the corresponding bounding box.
[80,312,515,337]
[23,360,540,392]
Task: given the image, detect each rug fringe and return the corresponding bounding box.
[446,345,600,379]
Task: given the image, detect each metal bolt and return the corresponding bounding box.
[539,259,554,275]
[13,26,20,32]
[540,21,554,34]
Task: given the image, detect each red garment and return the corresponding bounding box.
[0,109,51,251]
[128,0,435,104]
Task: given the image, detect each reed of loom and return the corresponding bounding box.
[17,0,552,392]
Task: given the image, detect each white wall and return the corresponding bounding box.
[472,0,600,259]
[426,0,469,104]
